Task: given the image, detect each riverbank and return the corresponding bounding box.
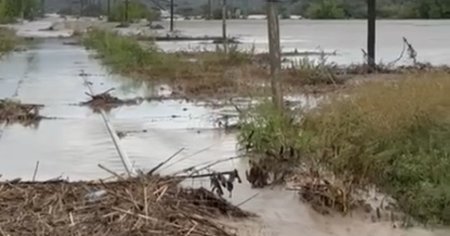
[240,72,450,226]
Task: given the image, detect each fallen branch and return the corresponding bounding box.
[147,148,185,175]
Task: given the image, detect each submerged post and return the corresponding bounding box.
[367,0,376,70]
[170,0,174,31]
[267,0,283,109]
[222,0,228,53]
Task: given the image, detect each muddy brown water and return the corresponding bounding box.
[0,21,448,235]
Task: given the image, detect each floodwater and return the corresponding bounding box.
[156,19,450,65]
[0,19,448,236]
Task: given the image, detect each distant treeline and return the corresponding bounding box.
[0,0,41,23]
[197,0,450,19]
[286,0,450,19]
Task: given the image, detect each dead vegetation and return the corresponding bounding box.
[0,175,251,236]
[0,99,43,126]
[81,88,142,112]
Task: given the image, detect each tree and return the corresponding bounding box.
[0,0,39,23]
[108,0,159,22]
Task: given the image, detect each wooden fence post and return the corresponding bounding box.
[267,0,283,109]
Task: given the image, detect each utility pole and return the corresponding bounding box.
[207,0,212,20]
[170,0,174,31]
[222,0,228,53]
[267,0,283,109]
[107,0,111,19]
[40,0,45,17]
[245,0,250,18]
[80,0,84,17]
[124,0,129,23]
[367,0,376,70]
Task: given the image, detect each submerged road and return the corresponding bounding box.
[0,18,447,236]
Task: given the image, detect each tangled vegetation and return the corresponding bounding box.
[240,73,450,224]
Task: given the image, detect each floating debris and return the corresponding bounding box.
[0,174,251,235]
[0,99,43,126]
[81,88,142,112]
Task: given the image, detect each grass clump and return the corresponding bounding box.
[239,102,308,182]
[240,73,450,224]
[0,27,16,55]
[284,56,346,86]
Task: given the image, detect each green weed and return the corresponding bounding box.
[83,29,258,96]
[240,73,450,224]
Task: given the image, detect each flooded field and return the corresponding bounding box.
[0,19,449,236]
[156,19,450,65]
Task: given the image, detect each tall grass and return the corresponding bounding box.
[83,29,256,96]
[240,73,450,224]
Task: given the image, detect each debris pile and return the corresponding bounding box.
[81,88,141,112]
[0,99,43,125]
[289,170,352,215]
[0,175,251,235]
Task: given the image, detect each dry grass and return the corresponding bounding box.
[0,175,251,235]
[240,72,450,224]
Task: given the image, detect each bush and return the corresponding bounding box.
[305,0,346,19]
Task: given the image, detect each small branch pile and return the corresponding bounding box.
[290,170,352,215]
[0,175,251,235]
[81,88,141,112]
[0,99,43,125]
